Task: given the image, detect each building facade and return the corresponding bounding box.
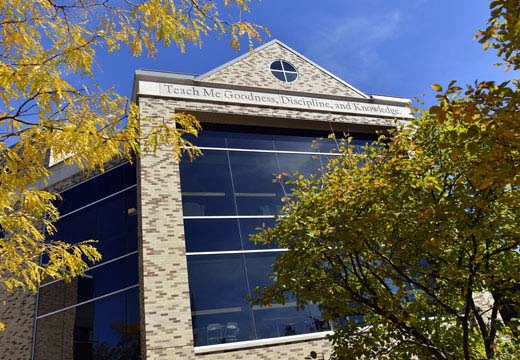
[0,40,411,360]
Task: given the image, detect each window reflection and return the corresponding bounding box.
[239,218,278,250]
[244,252,278,290]
[187,254,254,346]
[276,153,323,178]
[229,152,283,216]
[225,132,275,150]
[34,288,140,360]
[180,151,236,216]
[273,134,318,153]
[184,130,227,148]
[245,252,331,340]
[36,163,140,359]
[184,219,242,252]
[252,304,330,340]
[183,218,280,252]
[187,252,330,346]
[316,138,341,154]
[186,126,375,153]
[38,255,138,317]
[350,138,373,153]
[181,127,374,347]
[50,188,138,263]
[188,254,249,314]
[57,163,136,216]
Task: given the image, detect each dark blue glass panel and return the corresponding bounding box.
[271,70,286,82]
[239,218,279,250]
[51,188,138,262]
[180,151,236,216]
[317,138,341,153]
[38,254,139,316]
[350,138,373,153]
[192,309,255,346]
[34,287,140,360]
[252,304,330,340]
[185,128,374,154]
[281,61,297,73]
[188,254,249,314]
[270,60,283,70]
[285,72,297,83]
[188,254,254,346]
[57,163,136,216]
[184,218,241,252]
[276,153,323,178]
[275,153,324,195]
[184,218,280,253]
[244,253,330,340]
[183,131,227,148]
[244,252,278,293]
[273,134,317,153]
[273,136,372,154]
[228,152,284,215]
[53,202,97,244]
[225,132,275,151]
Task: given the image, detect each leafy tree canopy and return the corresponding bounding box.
[0,0,266,330]
[253,1,520,359]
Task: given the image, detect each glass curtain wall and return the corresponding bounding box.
[180,126,373,347]
[33,163,140,360]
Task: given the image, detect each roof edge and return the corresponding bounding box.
[370,95,411,106]
[132,69,196,102]
[195,39,279,81]
[132,69,412,108]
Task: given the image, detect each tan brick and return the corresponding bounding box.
[201,41,365,99]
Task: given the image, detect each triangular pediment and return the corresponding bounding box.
[197,40,368,99]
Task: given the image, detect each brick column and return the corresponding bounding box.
[137,97,195,359]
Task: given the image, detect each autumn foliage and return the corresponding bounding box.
[0,0,266,330]
[253,1,520,359]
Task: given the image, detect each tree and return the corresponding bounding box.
[93,322,141,360]
[0,0,266,329]
[253,1,520,359]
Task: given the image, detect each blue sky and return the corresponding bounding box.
[98,0,515,107]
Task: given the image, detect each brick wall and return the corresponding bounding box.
[0,290,36,360]
[201,41,365,99]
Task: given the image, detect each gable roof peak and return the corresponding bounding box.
[197,39,369,99]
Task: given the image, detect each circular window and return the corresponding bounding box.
[270,60,298,83]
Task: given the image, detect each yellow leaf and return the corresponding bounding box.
[431,84,443,92]
[478,178,494,190]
